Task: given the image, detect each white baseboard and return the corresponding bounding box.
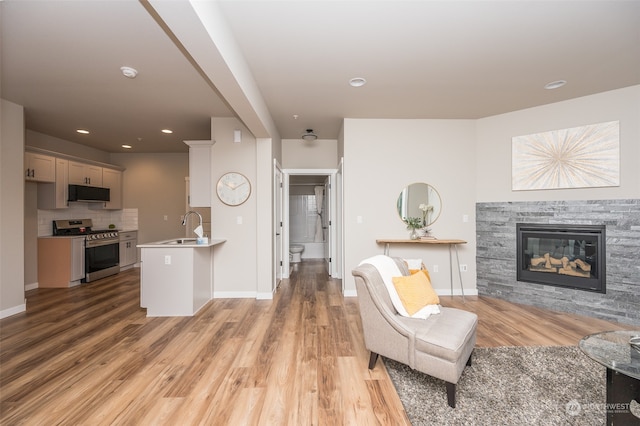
[344,289,357,297]
[256,292,274,300]
[25,282,39,291]
[1,303,26,319]
[436,288,479,296]
[213,291,258,299]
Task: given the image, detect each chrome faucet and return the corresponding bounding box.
[182,211,203,236]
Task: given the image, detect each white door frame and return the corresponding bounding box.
[273,160,284,291]
[282,168,341,280]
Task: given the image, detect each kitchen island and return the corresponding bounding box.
[137,238,225,317]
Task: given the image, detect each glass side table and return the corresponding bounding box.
[579,330,640,425]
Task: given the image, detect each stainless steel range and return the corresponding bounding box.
[53,219,120,282]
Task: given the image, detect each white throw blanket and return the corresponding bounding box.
[404,258,423,270]
[359,255,440,319]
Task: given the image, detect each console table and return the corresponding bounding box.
[376,238,467,299]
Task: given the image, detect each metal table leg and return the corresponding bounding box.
[454,244,465,301]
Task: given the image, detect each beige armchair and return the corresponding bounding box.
[352,257,477,408]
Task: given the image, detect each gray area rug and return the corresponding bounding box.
[385,346,636,425]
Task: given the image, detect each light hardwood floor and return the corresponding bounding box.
[0,260,633,425]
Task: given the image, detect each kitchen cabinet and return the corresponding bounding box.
[38,236,85,287]
[119,231,138,270]
[91,167,122,210]
[103,168,122,209]
[69,160,103,186]
[24,152,56,182]
[37,158,69,209]
[184,140,213,207]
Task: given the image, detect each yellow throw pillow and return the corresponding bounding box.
[408,268,431,282]
[392,272,440,316]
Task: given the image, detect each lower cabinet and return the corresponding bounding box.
[120,231,138,269]
[38,237,85,287]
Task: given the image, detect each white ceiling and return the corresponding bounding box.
[2,0,639,153]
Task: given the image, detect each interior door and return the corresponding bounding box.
[323,178,331,274]
[273,162,284,290]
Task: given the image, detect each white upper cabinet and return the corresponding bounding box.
[69,160,103,186]
[100,168,122,210]
[25,152,56,182]
[38,158,69,209]
[185,140,213,207]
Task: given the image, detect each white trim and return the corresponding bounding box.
[283,168,338,175]
[435,289,479,296]
[282,168,340,280]
[213,291,258,299]
[256,292,274,300]
[25,282,39,291]
[343,289,357,297]
[1,303,26,319]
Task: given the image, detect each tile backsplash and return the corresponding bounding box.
[38,207,138,236]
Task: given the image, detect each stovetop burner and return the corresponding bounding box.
[52,219,118,239]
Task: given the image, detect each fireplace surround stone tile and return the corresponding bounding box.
[476,199,640,326]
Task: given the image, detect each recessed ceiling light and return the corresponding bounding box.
[544,80,567,90]
[120,66,138,79]
[76,129,89,134]
[349,77,367,87]
[122,144,132,149]
[161,129,173,134]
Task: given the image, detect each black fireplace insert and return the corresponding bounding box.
[516,223,606,293]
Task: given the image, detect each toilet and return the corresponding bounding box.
[290,244,305,263]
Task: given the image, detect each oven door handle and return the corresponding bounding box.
[85,239,120,248]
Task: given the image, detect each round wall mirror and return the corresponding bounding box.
[397,183,442,227]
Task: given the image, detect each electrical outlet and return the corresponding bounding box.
[237,216,243,225]
[463,214,469,223]
[164,255,171,265]
[460,264,468,272]
[164,215,168,221]
[433,265,439,273]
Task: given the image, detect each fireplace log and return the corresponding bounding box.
[543,253,565,267]
[558,266,590,278]
[530,257,546,267]
[575,258,591,272]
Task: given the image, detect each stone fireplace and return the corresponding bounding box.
[516,223,605,293]
[476,199,640,326]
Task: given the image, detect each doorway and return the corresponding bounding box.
[282,169,341,280]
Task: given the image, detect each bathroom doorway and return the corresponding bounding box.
[282,169,340,279]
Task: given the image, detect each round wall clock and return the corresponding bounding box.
[216,172,251,206]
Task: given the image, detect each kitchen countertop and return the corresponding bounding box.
[137,238,226,248]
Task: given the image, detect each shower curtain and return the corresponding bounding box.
[314,186,324,242]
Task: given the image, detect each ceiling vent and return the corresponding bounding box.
[302,129,317,141]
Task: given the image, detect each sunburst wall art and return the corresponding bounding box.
[512,121,620,191]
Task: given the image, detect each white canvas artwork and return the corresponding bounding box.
[512,121,620,191]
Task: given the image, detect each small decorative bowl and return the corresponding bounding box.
[630,336,640,354]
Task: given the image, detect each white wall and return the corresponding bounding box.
[27,130,111,164]
[343,119,477,296]
[210,117,259,297]
[476,85,640,202]
[109,153,188,246]
[282,139,338,168]
[1,100,26,317]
